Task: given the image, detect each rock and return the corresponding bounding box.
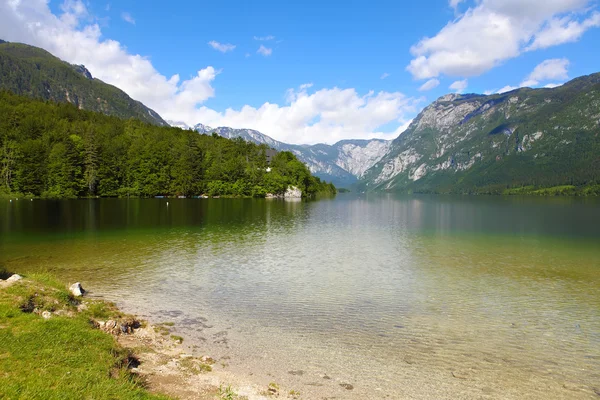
[6,274,22,283]
[180,354,193,359]
[69,282,85,297]
[96,318,139,335]
[340,383,354,390]
[200,356,215,364]
[284,186,302,198]
[41,311,52,319]
[103,319,118,334]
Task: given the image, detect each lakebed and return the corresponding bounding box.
[1,195,599,399]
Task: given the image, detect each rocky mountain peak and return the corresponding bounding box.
[73,64,93,80]
[193,123,214,133]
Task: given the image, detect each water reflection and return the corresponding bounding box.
[1,195,599,399]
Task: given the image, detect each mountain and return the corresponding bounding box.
[360,73,600,194]
[191,123,391,187]
[0,40,167,126]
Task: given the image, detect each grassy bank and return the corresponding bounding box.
[0,273,169,400]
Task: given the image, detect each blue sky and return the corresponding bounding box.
[2,0,600,144]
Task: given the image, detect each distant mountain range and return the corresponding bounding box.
[0,40,167,126]
[174,73,600,193]
[2,40,598,194]
[167,121,392,187]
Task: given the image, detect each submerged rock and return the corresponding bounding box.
[69,282,85,297]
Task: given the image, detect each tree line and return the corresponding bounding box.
[0,91,336,198]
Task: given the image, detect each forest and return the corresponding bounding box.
[0,91,336,198]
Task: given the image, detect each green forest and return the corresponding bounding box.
[0,91,336,198]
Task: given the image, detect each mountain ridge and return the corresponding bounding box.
[0,40,168,127]
[184,122,392,187]
[360,72,600,194]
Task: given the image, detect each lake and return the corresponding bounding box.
[1,195,599,399]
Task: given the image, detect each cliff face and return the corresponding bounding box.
[360,73,600,194]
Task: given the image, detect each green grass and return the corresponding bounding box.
[217,385,239,400]
[0,276,169,400]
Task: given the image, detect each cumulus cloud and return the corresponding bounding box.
[194,85,421,144]
[491,58,570,93]
[0,0,416,145]
[407,0,599,80]
[380,72,390,79]
[527,11,600,50]
[208,40,236,53]
[497,85,519,94]
[418,78,440,91]
[121,12,135,25]
[522,58,569,86]
[449,79,468,93]
[257,45,272,56]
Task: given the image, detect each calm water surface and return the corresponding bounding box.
[1,195,599,399]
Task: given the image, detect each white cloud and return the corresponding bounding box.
[495,58,570,92]
[522,58,569,86]
[407,0,598,80]
[449,79,468,93]
[380,72,390,79]
[418,78,440,91]
[194,85,421,144]
[254,35,275,41]
[257,45,272,56]
[0,0,417,145]
[527,12,600,50]
[497,85,519,94]
[208,40,236,53]
[544,82,563,88]
[121,12,135,25]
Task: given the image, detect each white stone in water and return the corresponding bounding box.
[284,186,302,198]
[69,282,85,297]
[6,274,22,283]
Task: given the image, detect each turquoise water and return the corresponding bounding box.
[1,195,599,399]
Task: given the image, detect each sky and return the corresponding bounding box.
[1,0,599,145]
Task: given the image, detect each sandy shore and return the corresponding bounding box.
[115,320,299,400]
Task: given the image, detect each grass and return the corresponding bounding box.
[217,385,239,400]
[0,274,170,400]
[170,335,184,344]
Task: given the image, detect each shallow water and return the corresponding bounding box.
[1,195,599,399]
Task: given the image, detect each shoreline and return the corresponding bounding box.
[0,274,299,400]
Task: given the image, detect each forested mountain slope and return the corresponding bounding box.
[360,73,600,195]
[0,91,335,198]
[0,40,167,127]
